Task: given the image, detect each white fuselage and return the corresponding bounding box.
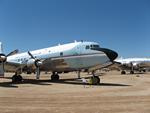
[5,41,116,73]
[115,58,150,71]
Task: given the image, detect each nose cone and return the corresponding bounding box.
[100,48,118,61]
[91,48,118,62]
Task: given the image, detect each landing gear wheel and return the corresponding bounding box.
[143,70,146,72]
[18,75,23,81]
[130,71,134,74]
[89,76,100,85]
[51,74,59,81]
[94,76,100,84]
[12,75,23,83]
[121,70,126,75]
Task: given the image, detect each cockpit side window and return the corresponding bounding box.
[86,45,90,49]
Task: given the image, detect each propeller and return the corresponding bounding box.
[0,54,7,63]
[27,51,42,79]
[0,54,6,77]
[0,41,19,77]
[0,49,19,63]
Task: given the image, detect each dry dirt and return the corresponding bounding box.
[0,71,150,113]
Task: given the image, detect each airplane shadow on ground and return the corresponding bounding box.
[0,75,131,88]
[0,82,19,88]
[49,78,131,87]
[0,77,52,88]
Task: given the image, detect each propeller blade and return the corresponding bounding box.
[27,51,42,79]
[7,49,19,57]
[28,51,35,59]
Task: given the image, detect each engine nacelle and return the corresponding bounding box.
[27,59,36,67]
[35,60,42,67]
[26,59,42,68]
[0,54,7,63]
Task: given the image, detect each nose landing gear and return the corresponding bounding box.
[89,71,100,85]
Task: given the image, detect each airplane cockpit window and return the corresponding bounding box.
[85,44,100,50]
[90,45,100,49]
[60,52,63,56]
[86,45,90,49]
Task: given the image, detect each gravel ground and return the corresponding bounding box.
[0,71,150,113]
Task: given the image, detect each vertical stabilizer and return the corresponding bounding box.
[0,42,3,53]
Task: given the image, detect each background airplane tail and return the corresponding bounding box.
[0,42,3,53]
[0,42,5,77]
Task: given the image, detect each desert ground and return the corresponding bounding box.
[0,71,150,113]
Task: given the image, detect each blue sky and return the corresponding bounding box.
[0,0,150,57]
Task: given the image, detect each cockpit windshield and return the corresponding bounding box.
[85,44,100,49]
[90,45,99,48]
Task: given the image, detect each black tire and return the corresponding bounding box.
[143,70,146,72]
[51,74,59,81]
[12,75,18,83]
[130,71,134,74]
[90,76,100,85]
[121,71,126,75]
[94,76,100,84]
[12,75,22,83]
[18,75,23,82]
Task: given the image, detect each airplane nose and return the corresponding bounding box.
[100,48,118,61]
[91,48,118,61]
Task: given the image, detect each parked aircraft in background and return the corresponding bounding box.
[0,41,118,84]
[115,57,150,74]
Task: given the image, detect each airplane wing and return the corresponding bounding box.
[4,61,25,72]
[139,62,150,68]
[106,61,127,71]
[88,62,113,72]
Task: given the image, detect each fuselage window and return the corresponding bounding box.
[86,45,90,49]
[60,52,63,56]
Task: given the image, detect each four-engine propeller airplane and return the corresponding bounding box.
[115,57,150,74]
[0,41,118,84]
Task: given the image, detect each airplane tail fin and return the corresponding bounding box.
[0,42,5,77]
[0,42,3,53]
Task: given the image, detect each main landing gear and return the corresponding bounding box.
[130,70,134,74]
[121,70,126,74]
[12,73,23,83]
[51,72,59,81]
[121,70,134,75]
